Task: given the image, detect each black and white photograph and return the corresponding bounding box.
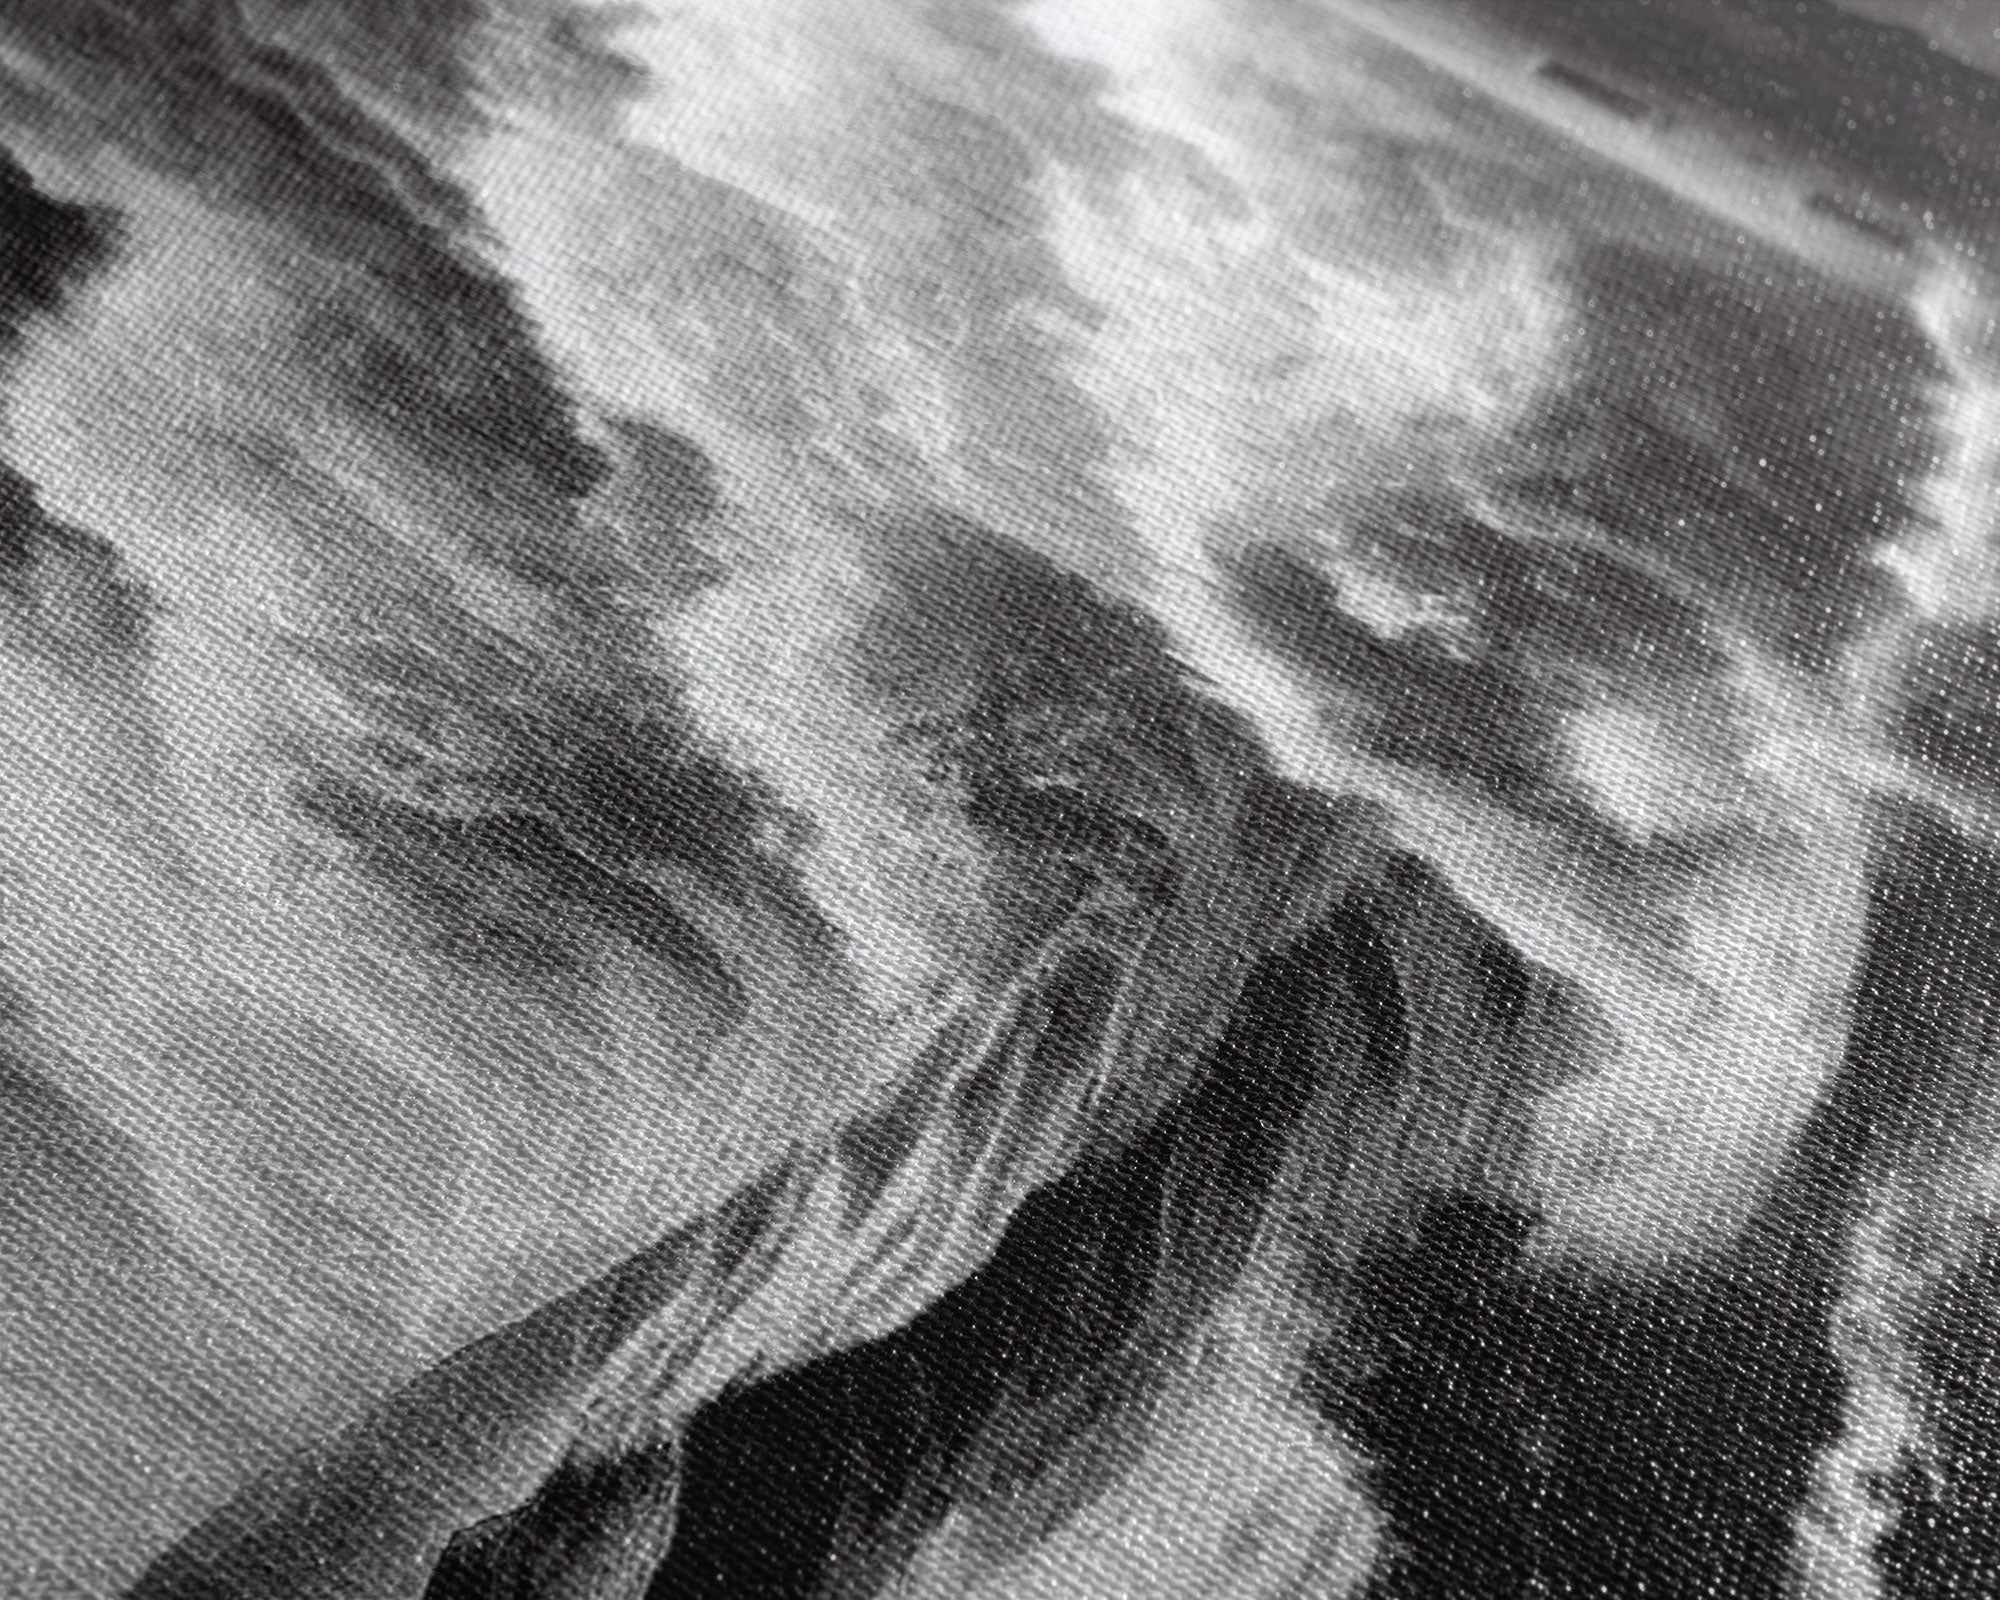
[1,1,1998,1595]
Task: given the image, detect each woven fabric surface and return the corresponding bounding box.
[1,3,1997,1596]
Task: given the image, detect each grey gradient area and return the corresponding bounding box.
[0,2,1995,1597]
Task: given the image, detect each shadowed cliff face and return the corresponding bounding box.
[0,2,1996,1598]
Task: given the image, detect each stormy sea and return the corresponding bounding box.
[1,1,1997,1595]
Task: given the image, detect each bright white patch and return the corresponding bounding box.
[1792,1197,1936,1600]
[1879,264,2000,623]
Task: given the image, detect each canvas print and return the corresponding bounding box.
[2,1,1998,1595]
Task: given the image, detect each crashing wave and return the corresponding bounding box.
[0,2,1996,1596]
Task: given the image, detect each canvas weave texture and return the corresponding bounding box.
[2,2,1998,1596]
